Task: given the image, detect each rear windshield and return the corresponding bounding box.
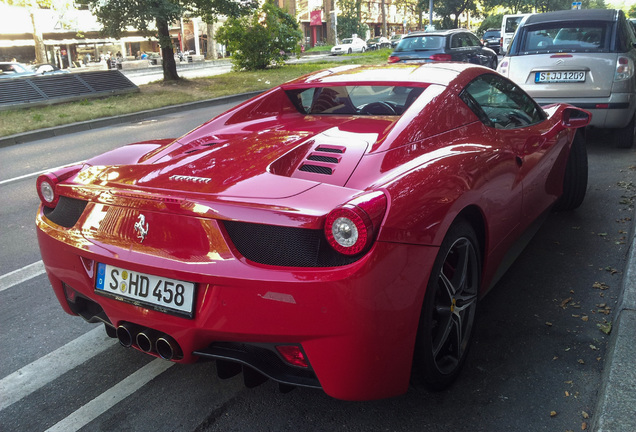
[516,22,612,54]
[285,85,425,116]
[483,31,500,38]
[504,16,524,33]
[395,36,445,52]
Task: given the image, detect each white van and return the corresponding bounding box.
[500,13,532,55]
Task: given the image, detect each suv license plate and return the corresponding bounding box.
[535,71,585,83]
[95,263,195,317]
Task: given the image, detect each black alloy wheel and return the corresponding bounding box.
[413,219,481,390]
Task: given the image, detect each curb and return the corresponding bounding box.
[0,91,262,148]
[592,205,636,432]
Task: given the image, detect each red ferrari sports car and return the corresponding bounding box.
[36,63,590,401]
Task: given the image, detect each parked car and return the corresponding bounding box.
[0,62,36,79]
[481,28,501,54]
[36,63,590,401]
[388,29,498,69]
[366,36,390,50]
[330,37,366,55]
[500,13,532,55]
[497,9,636,148]
[390,34,404,47]
[28,63,70,75]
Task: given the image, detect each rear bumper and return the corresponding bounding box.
[535,92,636,129]
[36,207,438,400]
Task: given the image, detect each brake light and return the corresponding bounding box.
[615,56,634,81]
[430,54,452,62]
[324,191,387,255]
[36,164,83,208]
[387,56,400,63]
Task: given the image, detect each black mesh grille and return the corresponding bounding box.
[43,196,88,228]
[299,164,333,175]
[315,147,343,153]
[222,220,361,267]
[307,155,339,163]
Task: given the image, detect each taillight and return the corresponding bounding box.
[430,54,452,62]
[497,59,509,75]
[36,164,83,208]
[324,191,387,255]
[387,56,400,63]
[615,56,634,81]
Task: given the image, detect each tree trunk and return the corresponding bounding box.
[156,18,180,81]
[207,22,217,59]
[30,11,46,64]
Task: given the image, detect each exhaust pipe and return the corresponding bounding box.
[136,331,155,353]
[156,336,182,361]
[116,324,135,348]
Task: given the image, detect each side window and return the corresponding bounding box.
[451,35,460,48]
[460,74,546,129]
[467,33,481,47]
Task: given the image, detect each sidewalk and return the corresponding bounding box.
[1,87,635,430]
[592,205,636,431]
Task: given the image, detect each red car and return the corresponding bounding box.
[36,63,590,401]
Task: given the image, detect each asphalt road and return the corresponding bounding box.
[0,102,634,431]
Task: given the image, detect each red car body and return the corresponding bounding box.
[36,63,590,400]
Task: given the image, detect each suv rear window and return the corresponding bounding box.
[517,22,612,54]
[483,31,500,38]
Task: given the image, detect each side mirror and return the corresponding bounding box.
[561,107,591,128]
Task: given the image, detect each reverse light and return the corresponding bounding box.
[324,191,387,256]
[36,164,83,208]
[430,53,452,62]
[276,345,309,368]
[615,56,634,81]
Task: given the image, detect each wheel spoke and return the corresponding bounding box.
[432,314,454,358]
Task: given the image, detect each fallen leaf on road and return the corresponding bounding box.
[582,411,590,419]
[578,359,585,364]
[561,297,573,308]
[593,282,609,290]
[598,322,612,335]
[582,421,587,430]
[589,344,598,350]
[546,322,553,326]
[550,411,557,417]
[581,315,589,322]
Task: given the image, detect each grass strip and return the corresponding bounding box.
[1,50,390,137]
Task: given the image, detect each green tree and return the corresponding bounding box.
[434,0,477,28]
[80,0,256,81]
[337,0,368,40]
[216,1,302,70]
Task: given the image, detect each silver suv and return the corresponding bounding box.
[497,9,636,147]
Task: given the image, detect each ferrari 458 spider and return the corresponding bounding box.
[36,63,590,401]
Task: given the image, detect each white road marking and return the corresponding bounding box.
[0,160,85,186]
[0,326,116,411]
[0,261,45,293]
[44,359,174,432]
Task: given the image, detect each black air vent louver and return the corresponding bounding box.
[298,164,333,175]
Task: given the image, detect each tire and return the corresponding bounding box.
[615,111,636,148]
[412,219,481,391]
[362,47,366,53]
[554,131,588,211]
[347,48,352,54]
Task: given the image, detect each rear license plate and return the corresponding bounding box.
[535,71,585,83]
[95,263,195,318]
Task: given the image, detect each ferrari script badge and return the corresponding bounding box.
[134,214,149,243]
